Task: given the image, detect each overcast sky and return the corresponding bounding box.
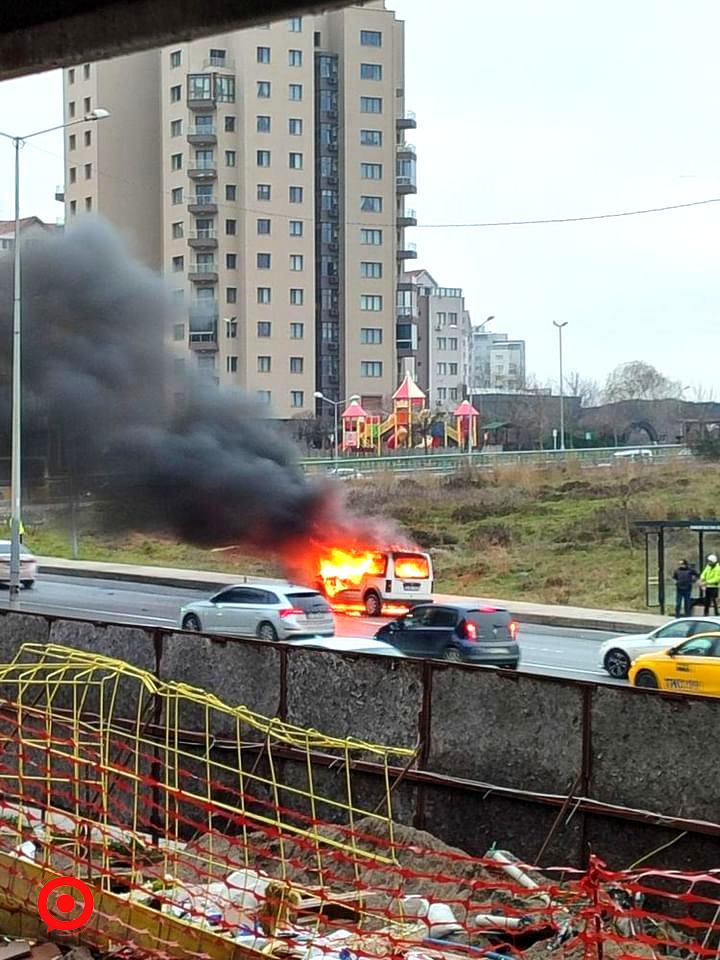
[0,0,719,391]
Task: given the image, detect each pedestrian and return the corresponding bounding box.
[700,554,720,616]
[672,558,698,617]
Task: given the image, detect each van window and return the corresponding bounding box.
[393,553,430,579]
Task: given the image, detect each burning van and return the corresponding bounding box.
[316,547,434,616]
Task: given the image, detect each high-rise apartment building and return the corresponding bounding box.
[471,328,526,392]
[62,1,417,419]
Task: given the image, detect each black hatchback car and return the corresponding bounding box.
[375,602,519,667]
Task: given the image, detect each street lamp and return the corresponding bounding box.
[0,108,110,600]
[553,320,568,452]
[314,392,360,468]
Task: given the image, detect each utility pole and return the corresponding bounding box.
[553,321,568,452]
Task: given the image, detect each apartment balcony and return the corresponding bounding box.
[396,305,418,319]
[187,124,217,145]
[396,109,417,130]
[187,194,217,214]
[397,279,417,293]
[188,160,217,180]
[189,307,218,350]
[398,207,417,227]
[188,261,218,282]
[188,229,218,249]
[202,56,236,70]
[397,142,416,158]
[397,241,418,261]
[396,175,417,196]
[189,330,218,350]
[55,184,65,202]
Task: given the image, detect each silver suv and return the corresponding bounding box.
[180,584,334,642]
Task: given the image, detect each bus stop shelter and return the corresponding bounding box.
[634,519,720,614]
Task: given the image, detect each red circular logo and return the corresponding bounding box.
[37,878,94,932]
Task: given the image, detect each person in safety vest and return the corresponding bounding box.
[700,554,720,616]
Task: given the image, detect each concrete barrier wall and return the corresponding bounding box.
[0,609,716,868]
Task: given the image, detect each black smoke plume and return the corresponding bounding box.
[0,219,401,553]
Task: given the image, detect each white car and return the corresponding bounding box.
[286,636,404,657]
[0,540,37,588]
[598,616,720,679]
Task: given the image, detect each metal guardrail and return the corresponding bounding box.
[299,444,689,474]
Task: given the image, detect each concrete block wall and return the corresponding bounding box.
[0,609,716,868]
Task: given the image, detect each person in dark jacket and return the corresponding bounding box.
[673,559,698,617]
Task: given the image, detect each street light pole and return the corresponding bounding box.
[553,320,568,452]
[314,392,360,468]
[0,109,110,600]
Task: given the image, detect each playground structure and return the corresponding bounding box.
[340,374,482,454]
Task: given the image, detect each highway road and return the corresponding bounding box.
[0,574,626,685]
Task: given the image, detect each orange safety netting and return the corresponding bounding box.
[0,644,714,960]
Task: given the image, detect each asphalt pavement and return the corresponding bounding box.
[0,574,624,685]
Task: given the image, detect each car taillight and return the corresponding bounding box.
[509,621,519,640]
[465,621,478,641]
[279,607,304,618]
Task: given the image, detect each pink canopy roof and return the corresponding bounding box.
[341,400,369,419]
[393,373,426,402]
[453,400,480,417]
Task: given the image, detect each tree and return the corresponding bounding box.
[565,371,601,407]
[603,361,683,403]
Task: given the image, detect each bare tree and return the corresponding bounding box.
[565,371,601,407]
[604,361,683,402]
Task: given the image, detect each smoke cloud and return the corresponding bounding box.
[0,219,405,557]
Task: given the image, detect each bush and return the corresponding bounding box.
[467,521,514,549]
[690,436,720,461]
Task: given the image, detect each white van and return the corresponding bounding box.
[320,550,434,617]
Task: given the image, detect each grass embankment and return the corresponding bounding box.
[23,459,720,612]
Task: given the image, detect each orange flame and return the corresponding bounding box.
[317,547,387,598]
[393,554,430,579]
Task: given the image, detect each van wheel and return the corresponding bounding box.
[364,591,382,617]
[634,669,658,689]
[257,622,278,642]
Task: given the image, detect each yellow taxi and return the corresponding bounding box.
[628,631,720,697]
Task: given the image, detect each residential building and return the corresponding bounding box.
[62,1,417,419]
[471,328,526,392]
[0,217,63,252]
[397,269,470,410]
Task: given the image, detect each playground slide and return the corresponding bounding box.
[445,424,460,445]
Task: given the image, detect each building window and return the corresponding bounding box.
[85,197,92,212]
[257,46,271,63]
[360,63,382,80]
[289,186,303,203]
[361,96,382,114]
[361,261,382,279]
[289,118,303,135]
[361,195,382,212]
[170,49,182,67]
[436,312,446,326]
[68,101,76,118]
[449,337,458,350]
[289,220,303,237]
[361,361,383,377]
[289,16,302,31]
[188,74,211,99]
[257,218,271,235]
[225,184,237,201]
[227,356,238,373]
[83,63,91,79]
[172,221,184,239]
[172,256,184,272]
[68,68,75,84]
[361,294,382,311]
[360,129,382,146]
[226,219,237,235]
[257,390,272,404]
[290,357,304,374]
[257,115,271,132]
[289,152,303,169]
[170,85,182,103]
[289,83,303,101]
[436,362,447,375]
[361,162,382,180]
[290,322,304,338]
[225,115,236,132]
[173,322,185,341]
[290,254,304,271]
[449,363,458,375]
[257,321,272,337]
[360,30,382,46]
[289,49,303,66]
[290,289,304,306]
[171,153,183,171]
[290,391,304,408]
[226,253,237,269]
[226,287,237,304]
[209,48,226,65]
[361,328,383,344]
[216,76,235,102]
[226,319,238,337]
[360,228,382,245]
[437,337,447,350]
[225,150,236,167]
[257,184,271,201]
[171,187,183,204]
[69,167,77,184]
[257,287,271,304]
[258,355,272,373]
[171,119,182,137]
[437,387,447,401]
[69,200,77,215]
[257,252,271,269]
[450,387,458,401]
[84,130,92,147]
[257,150,271,167]
[448,312,458,325]
[68,134,76,150]
[83,96,91,113]
[257,81,271,98]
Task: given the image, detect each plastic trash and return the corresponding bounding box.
[226,869,270,910]
[400,896,462,938]
[474,914,531,931]
[484,850,551,907]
